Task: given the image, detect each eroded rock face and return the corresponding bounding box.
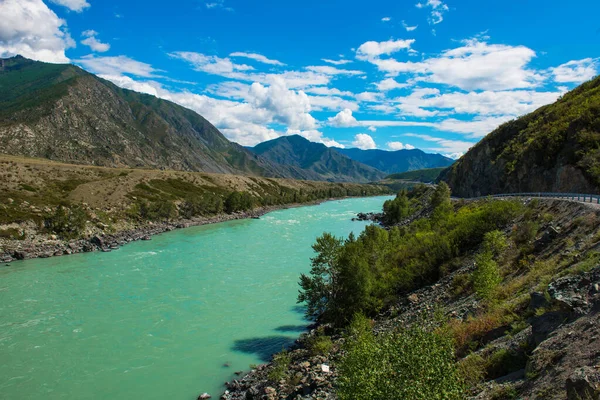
[566,367,600,400]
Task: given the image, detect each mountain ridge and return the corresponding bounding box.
[440,75,600,196]
[334,147,454,174]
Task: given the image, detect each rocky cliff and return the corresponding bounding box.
[440,76,600,197]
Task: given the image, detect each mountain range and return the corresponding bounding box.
[0,56,454,184]
[334,147,453,174]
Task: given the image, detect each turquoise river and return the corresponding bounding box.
[0,196,392,400]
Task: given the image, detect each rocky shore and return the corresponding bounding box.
[0,201,331,264]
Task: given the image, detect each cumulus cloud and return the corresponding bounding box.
[375,78,407,91]
[81,30,110,52]
[49,0,90,12]
[551,58,599,83]
[356,38,415,60]
[365,39,543,91]
[352,133,377,150]
[0,0,75,63]
[381,17,391,22]
[205,0,233,11]
[230,52,285,66]
[327,109,358,127]
[387,141,415,150]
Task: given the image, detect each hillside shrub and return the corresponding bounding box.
[337,315,464,400]
[44,205,88,239]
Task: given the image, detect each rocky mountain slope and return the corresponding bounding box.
[0,56,293,177]
[249,135,386,183]
[334,147,453,174]
[221,195,600,400]
[440,75,600,197]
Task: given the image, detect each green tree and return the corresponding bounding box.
[382,190,410,225]
[297,233,343,321]
[44,205,88,239]
[473,251,502,300]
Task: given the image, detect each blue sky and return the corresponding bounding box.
[1,0,599,158]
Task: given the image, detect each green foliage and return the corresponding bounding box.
[297,233,344,321]
[305,329,334,356]
[267,350,291,382]
[473,252,502,300]
[382,190,411,225]
[337,316,464,400]
[179,193,224,218]
[458,354,487,387]
[44,205,88,239]
[298,197,522,327]
[130,199,178,221]
[224,191,255,214]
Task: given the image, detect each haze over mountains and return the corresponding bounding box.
[0,56,455,183]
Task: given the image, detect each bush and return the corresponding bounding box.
[337,315,464,400]
[224,191,255,214]
[44,205,88,239]
[267,350,291,382]
[473,252,502,300]
[305,330,333,356]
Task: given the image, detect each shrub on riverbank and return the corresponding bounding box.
[337,314,464,400]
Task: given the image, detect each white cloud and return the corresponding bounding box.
[375,78,407,91]
[443,152,463,159]
[305,65,364,76]
[416,0,449,24]
[381,17,391,22]
[356,38,415,59]
[551,58,598,83]
[387,141,416,150]
[327,109,358,127]
[356,91,384,102]
[352,133,377,150]
[170,52,254,75]
[49,0,90,12]
[322,58,352,65]
[0,0,75,63]
[81,30,110,53]
[307,95,359,112]
[365,39,543,91]
[248,79,316,130]
[368,126,377,132]
[404,133,474,154]
[402,21,418,31]
[230,52,285,66]
[390,87,564,118]
[76,55,160,77]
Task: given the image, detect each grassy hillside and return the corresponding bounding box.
[0,155,389,240]
[441,75,600,196]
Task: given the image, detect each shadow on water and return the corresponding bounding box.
[232,336,297,362]
[291,305,311,321]
[275,325,307,333]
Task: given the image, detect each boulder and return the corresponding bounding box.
[566,366,600,400]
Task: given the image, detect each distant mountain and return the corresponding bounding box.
[440,75,600,197]
[0,56,290,177]
[333,147,454,174]
[249,135,386,183]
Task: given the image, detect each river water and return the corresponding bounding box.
[0,196,391,400]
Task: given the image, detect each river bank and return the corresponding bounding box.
[0,197,383,264]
